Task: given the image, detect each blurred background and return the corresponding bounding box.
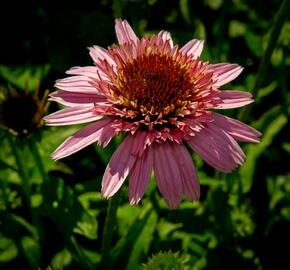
[0,0,289,269]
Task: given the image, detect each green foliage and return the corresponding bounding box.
[0,64,50,92]
[39,178,98,240]
[0,0,289,269]
[240,105,288,193]
[142,251,190,270]
[0,236,18,263]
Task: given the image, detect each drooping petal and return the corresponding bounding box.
[186,124,246,173]
[210,63,243,87]
[214,90,254,109]
[153,142,183,209]
[180,39,204,57]
[129,147,153,205]
[171,143,200,201]
[102,135,138,198]
[51,118,116,160]
[66,66,110,82]
[212,112,261,143]
[55,76,99,94]
[43,106,101,126]
[115,19,138,45]
[49,90,107,107]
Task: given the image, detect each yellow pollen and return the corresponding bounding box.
[114,52,197,122]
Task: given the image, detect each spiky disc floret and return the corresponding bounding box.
[92,35,221,133]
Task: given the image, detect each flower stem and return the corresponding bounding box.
[239,0,290,121]
[100,193,121,269]
[0,175,10,210]
[7,135,42,238]
[7,135,31,205]
[27,137,48,184]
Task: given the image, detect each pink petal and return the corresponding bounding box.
[180,39,204,57]
[171,143,200,201]
[129,147,153,205]
[66,66,110,81]
[102,135,138,198]
[212,113,261,143]
[66,66,98,76]
[186,125,246,173]
[97,119,120,147]
[88,46,116,67]
[153,142,183,209]
[55,76,98,94]
[115,19,138,45]
[43,106,101,126]
[49,90,107,107]
[214,90,254,109]
[52,118,115,160]
[157,31,174,48]
[210,63,243,87]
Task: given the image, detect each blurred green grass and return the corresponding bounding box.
[0,0,289,269]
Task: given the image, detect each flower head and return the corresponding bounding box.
[0,84,48,137]
[44,19,261,208]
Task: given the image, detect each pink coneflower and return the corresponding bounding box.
[44,19,261,208]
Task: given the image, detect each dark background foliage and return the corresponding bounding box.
[0,0,289,269]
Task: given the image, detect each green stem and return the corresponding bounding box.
[7,136,31,205]
[68,235,94,269]
[239,0,290,121]
[7,135,41,238]
[0,175,10,210]
[100,193,121,270]
[28,137,48,184]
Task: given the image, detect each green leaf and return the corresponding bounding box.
[281,207,290,221]
[78,191,103,217]
[111,203,158,269]
[229,20,246,38]
[0,158,17,172]
[240,106,287,193]
[271,48,283,66]
[126,207,158,270]
[11,214,39,238]
[198,172,226,188]
[0,236,18,263]
[65,235,94,269]
[256,81,278,103]
[74,216,98,240]
[39,178,98,240]
[117,204,140,237]
[0,64,50,92]
[34,180,96,268]
[204,0,223,10]
[195,19,207,40]
[282,143,290,154]
[267,175,290,211]
[0,212,38,239]
[20,236,41,269]
[179,0,191,25]
[39,126,79,173]
[245,31,262,57]
[156,219,183,239]
[50,249,72,269]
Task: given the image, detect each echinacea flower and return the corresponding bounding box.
[44,19,261,208]
[0,84,48,137]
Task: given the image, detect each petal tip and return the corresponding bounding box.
[51,152,60,161]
